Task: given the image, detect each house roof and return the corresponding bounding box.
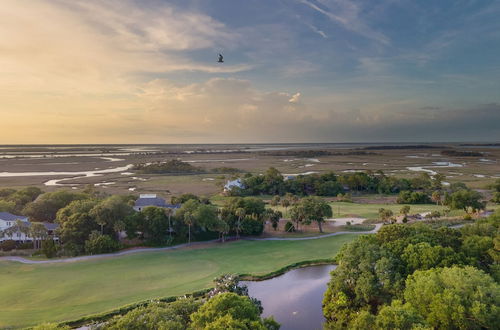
[134,197,180,209]
[224,179,244,190]
[0,212,28,222]
[42,222,59,231]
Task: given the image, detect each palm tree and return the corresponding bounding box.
[29,223,47,249]
[164,208,174,239]
[431,191,441,206]
[235,208,245,238]
[183,211,195,244]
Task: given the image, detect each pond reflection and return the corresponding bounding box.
[241,264,336,330]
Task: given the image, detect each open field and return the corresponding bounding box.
[1,144,498,197]
[0,233,358,328]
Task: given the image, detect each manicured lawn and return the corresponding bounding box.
[0,234,358,328]
[270,202,462,220]
[328,202,464,219]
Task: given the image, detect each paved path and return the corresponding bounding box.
[0,224,382,265]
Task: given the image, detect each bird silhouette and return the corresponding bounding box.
[218,54,224,63]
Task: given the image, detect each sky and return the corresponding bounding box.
[1,0,499,144]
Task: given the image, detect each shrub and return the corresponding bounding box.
[0,240,16,251]
[42,240,57,258]
[84,232,119,255]
[17,242,33,250]
[464,214,472,221]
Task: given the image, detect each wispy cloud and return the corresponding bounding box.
[299,0,389,45]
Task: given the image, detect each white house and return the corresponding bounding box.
[223,179,245,193]
[133,194,180,212]
[0,212,58,242]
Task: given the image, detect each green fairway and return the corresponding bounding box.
[329,202,464,219]
[271,201,462,220]
[0,234,358,328]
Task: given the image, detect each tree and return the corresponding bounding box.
[280,198,290,214]
[56,199,100,255]
[23,190,88,222]
[375,300,425,329]
[164,207,174,240]
[404,266,499,329]
[400,205,411,217]
[264,209,282,231]
[84,231,119,255]
[235,207,246,238]
[29,222,48,249]
[289,203,305,231]
[90,195,134,236]
[379,208,394,223]
[179,199,200,243]
[105,298,201,330]
[190,293,271,330]
[270,195,280,207]
[41,239,57,258]
[401,242,463,273]
[448,189,484,214]
[431,191,441,205]
[300,196,332,233]
[141,206,169,245]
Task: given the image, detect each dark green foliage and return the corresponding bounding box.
[56,199,101,254]
[0,186,43,214]
[323,212,500,329]
[396,191,432,204]
[238,167,436,197]
[104,298,202,330]
[446,189,485,213]
[441,149,483,157]
[84,232,119,255]
[23,190,89,222]
[190,293,269,330]
[241,215,265,235]
[133,159,203,174]
[170,193,201,204]
[404,266,499,329]
[41,239,57,258]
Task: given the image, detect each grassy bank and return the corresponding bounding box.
[0,234,358,328]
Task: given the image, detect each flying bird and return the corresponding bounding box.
[218,54,224,63]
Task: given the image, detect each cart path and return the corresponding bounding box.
[0,224,382,264]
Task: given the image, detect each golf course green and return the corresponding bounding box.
[0,234,358,328]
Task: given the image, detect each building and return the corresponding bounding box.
[133,194,180,212]
[0,212,58,242]
[223,179,245,193]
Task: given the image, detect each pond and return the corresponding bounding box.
[241,264,336,330]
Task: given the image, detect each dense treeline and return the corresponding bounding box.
[323,211,500,329]
[233,167,442,197]
[0,187,43,214]
[441,149,483,157]
[133,159,204,174]
[361,145,442,150]
[133,159,241,175]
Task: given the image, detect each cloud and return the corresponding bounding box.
[289,92,302,103]
[0,0,248,96]
[299,0,389,45]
